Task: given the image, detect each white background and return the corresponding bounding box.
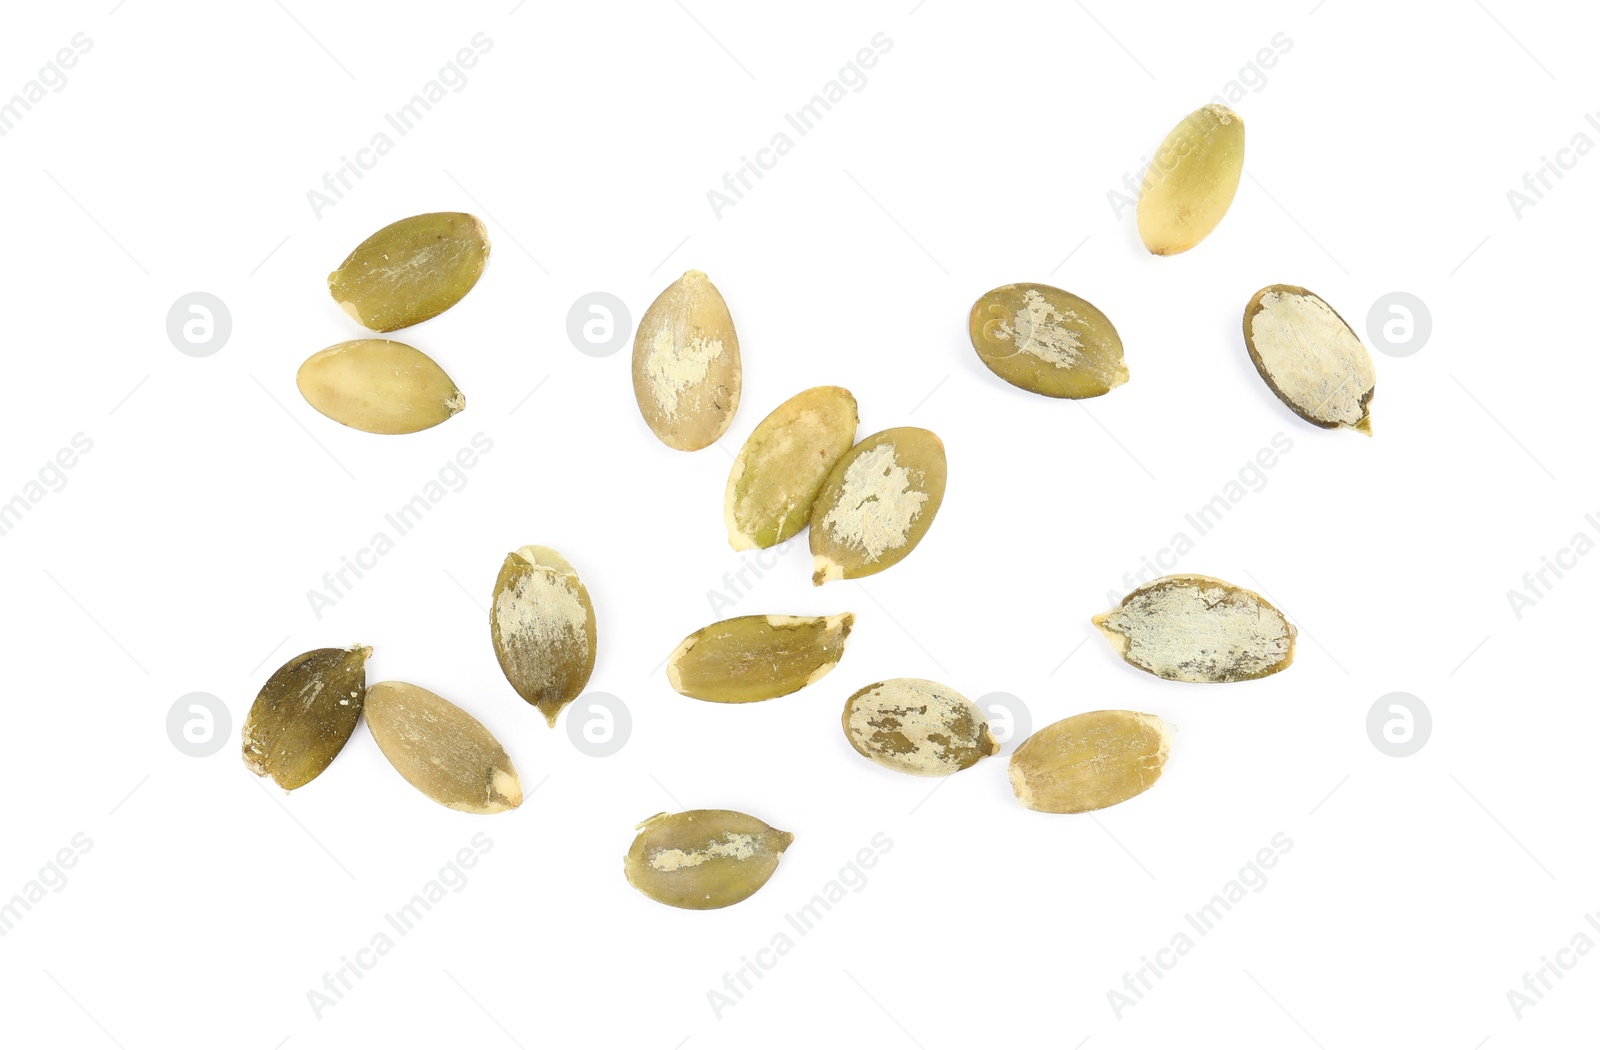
[1,1,1595,1046]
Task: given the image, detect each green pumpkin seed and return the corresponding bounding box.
[1244,284,1375,434]
[624,809,793,910]
[490,546,597,726]
[296,339,464,434]
[327,212,490,331]
[1137,104,1245,255]
[1009,710,1170,814]
[632,270,742,451]
[810,428,946,585]
[725,386,859,550]
[241,645,370,790]
[842,678,999,777]
[666,613,853,703]
[365,681,522,814]
[1093,574,1296,683]
[968,284,1128,398]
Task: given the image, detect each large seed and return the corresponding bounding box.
[667,614,853,703]
[365,681,522,814]
[842,679,999,777]
[624,810,793,910]
[1010,710,1170,814]
[241,645,370,790]
[725,386,859,550]
[1137,104,1245,255]
[1244,284,1376,434]
[632,270,742,451]
[296,339,465,434]
[327,212,490,331]
[490,546,597,727]
[810,428,946,585]
[1093,574,1296,683]
[968,284,1128,399]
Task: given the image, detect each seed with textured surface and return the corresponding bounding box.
[842,679,999,777]
[296,339,465,434]
[1137,104,1245,255]
[365,681,522,814]
[632,270,742,451]
[327,212,490,331]
[667,613,853,703]
[968,284,1128,399]
[624,810,793,910]
[810,428,946,585]
[490,546,597,727]
[1093,574,1296,683]
[1244,284,1375,434]
[241,645,369,790]
[1010,710,1170,813]
[725,386,858,550]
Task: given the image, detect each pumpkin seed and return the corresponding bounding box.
[968,284,1128,398]
[490,546,597,726]
[327,212,490,331]
[1137,104,1245,255]
[241,645,370,790]
[1093,574,1296,683]
[1244,284,1375,434]
[666,613,853,703]
[296,339,464,434]
[624,809,793,910]
[1010,710,1171,813]
[810,428,946,585]
[632,270,742,451]
[365,681,522,814]
[842,678,999,777]
[725,386,859,550]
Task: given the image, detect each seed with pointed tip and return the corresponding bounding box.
[842,679,999,777]
[968,284,1128,399]
[624,810,793,910]
[490,546,597,726]
[666,613,853,703]
[1137,104,1245,255]
[327,212,490,331]
[725,386,859,550]
[296,339,465,434]
[632,270,742,451]
[810,428,946,585]
[1009,710,1171,814]
[1244,284,1376,434]
[1093,574,1296,683]
[365,681,522,814]
[241,645,370,790]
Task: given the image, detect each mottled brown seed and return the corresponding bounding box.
[632,270,742,451]
[1137,104,1245,255]
[365,681,522,814]
[327,212,490,331]
[666,614,853,703]
[1244,284,1376,434]
[1093,574,1296,683]
[725,386,859,550]
[811,428,946,585]
[296,339,465,434]
[241,646,370,791]
[1009,710,1170,814]
[624,810,793,910]
[490,546,597,726]
[842,679,999,777]
[968,284,1128,399]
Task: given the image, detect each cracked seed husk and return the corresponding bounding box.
[725,386,859,550]
[968,284,1128,398]
[1137,104,1245,255]
[632,270,742,451]
[1244,284,1376,434]
[1093,574,1297,683]
[1010,710,1171,814]
[490,546,597,726]
[842,679,999,777]
[241,645,370,790]
[296,339,465,434]
[327,212,490,331]
[810,427,946,585]
[624,810,793,910]
[365,681,522,814]
[666,614,853,703]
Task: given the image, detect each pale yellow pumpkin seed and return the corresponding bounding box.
[968,284,1128,399]
[1244,284,1375,434]
[365,681,522,814]
[632,270,742,451]
[666,613,853,703]
[1093,574,1296,683]
[811,428,946,585]
[490,546,597,726]
[296,339,464,434]
[1137,104,1245,255]
[725,386,859,550]
[842,678,999,777]
[624,809,793,910]
[327,212,490,331]
[1009,710,1170,814]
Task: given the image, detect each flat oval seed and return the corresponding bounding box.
[365,681,522,814]
[490,546,597,727]
[632,270,742,451]
[1137,104,1245,255]
[1010,710,1171,814]
[810,427,946,586]
[296,339,465,434]
[968,284,1128,399]
[327,212,490,331]
[1244,284,1376,434]
[725,386,859,550]
[1093,574,1296,683]
[241,645,370,790]
[624,810,793,910]
[842,678,999,777]
[667,614,853,703]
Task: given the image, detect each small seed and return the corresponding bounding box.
[1244,284,1376,434]
[810,428,946,585]
[725,386,859,550]
[241,645,370,790]
[490,546,597,726]
[1137,104,1245,255]
[327,212,490,331]
[968,284,1128,399]
[842,679,999,777]
[667,613,853,703]
[1010,710,1171,814]
[296,339,465,434]
[365,681,522,814]
[632,270,742,451]
[1093,574,1296,683]
[624,810,793,910]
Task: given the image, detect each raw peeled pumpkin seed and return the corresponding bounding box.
[296,339,464,434]
[365,681,522,814]
[842,678,999,777]
[968,284,1128,398]
[632,270,742,451]
[241,645,370,790]
[725,386,859,550]
[327,212,490,331]
[810,428,946,585]
[1093,574,1296,683]
[666,614,853,703]
[490,546,597,726]
[1244,284,1376,434]
[1009,710,1171,814]
[1137,104,1245,255]
[624,810,793,910]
